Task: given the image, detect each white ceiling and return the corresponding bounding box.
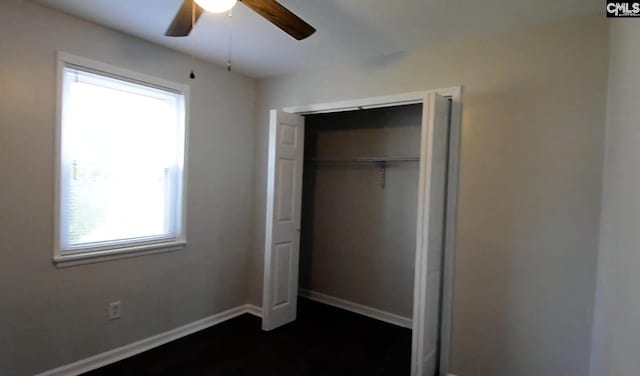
[33,0,601,78]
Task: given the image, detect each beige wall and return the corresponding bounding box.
[589,20,640,376]
[0,1,255,375]
[0,3,611,375]
[301,105,421,318]
[251,15,608,376]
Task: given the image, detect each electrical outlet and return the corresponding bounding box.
[108,301,121,320]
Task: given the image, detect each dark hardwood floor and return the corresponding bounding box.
[84,298,412,376]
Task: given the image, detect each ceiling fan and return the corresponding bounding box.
[165,0,316,40]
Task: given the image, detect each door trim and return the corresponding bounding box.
[277,86,462,376]
[283,86,461,115]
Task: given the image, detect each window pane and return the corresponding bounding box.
[60,67,184,250]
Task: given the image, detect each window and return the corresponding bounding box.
[55,53,188,264]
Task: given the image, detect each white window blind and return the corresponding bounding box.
[58,64,186,258]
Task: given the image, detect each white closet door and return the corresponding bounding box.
[412,93,450,376]
[262,110,305,331]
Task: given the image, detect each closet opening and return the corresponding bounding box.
[301,104,421,373]
[262,89,461,376]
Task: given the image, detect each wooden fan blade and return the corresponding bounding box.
[165,0,205,37]
[239,0,315,40]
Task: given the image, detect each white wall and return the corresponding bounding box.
[0,1,255,375]
[589,20,640,376]
[251,15,608,376]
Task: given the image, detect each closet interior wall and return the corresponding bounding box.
[300,104,422,319]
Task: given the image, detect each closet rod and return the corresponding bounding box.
[307,156,420,189]
[309,156,420,163]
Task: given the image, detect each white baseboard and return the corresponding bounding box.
[298,288,413,329]
[245,304,263,318]
[35,299,414,376]
[36,304,261,376]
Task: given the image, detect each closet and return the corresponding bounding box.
[262,91,454,375]
[299,104,422,322]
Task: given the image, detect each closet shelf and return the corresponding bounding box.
[307,156,420,189]
[308,156,420,163]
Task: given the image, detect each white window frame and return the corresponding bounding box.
[53,52,190,267]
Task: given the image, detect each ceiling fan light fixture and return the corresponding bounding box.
[194,0,237,13]
[166,0,316,40]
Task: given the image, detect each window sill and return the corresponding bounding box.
[53,240,187,268]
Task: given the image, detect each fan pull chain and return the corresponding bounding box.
[189,1,196,79]
[227,8,233,72]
